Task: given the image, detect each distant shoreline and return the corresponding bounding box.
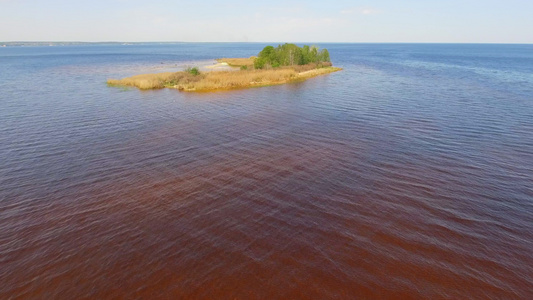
[0,42,187,47]
[2,42,532,47]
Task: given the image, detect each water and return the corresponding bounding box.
[1,43,532,299]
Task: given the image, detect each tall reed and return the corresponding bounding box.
[107,65,341,92]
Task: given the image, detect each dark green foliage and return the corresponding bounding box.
[240,65,248,70]
[259,46,277,61]
[310,46,318,63]
[254,44,332,69]
[185,67,200,76]
[301,45,311,64]
[254,57,267,69]
[319,49,330,62]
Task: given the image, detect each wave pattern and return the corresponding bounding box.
[1,44,533,299]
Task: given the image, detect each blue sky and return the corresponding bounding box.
[1,0,532,43]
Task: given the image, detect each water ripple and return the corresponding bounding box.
[1,43,533,299]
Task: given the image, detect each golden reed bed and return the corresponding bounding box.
[107,59,342,92]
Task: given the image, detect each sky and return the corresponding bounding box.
[1,0,532,43]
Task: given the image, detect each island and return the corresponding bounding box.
[107,44,342,92]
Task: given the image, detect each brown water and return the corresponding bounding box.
[1,44,533,298]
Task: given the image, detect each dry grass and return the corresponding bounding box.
[216,57,256,67]
[195,68,297,91]
[107,64,342,92]
[107,72,175,89]
[107,72,204,90]
[290,62,333,72]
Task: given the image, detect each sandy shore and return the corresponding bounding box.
[205,62,233,70]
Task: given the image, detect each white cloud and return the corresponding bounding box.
[341,7,380,15]
[361,8,378,15]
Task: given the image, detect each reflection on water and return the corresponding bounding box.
[1,43,533,298]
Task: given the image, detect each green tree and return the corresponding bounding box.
[301,45,311,64]
[253,44,331,69]
[254,57,267,69]
[319,49,330,62]
[310,46,318,63]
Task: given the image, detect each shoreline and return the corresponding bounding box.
[107,58,342,92]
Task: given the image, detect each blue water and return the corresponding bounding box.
[1,43,532,298]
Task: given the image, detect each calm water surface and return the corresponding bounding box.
[1,43,533,298]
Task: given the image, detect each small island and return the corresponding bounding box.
[107,44,342,92]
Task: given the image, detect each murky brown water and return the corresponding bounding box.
[1,44,533,298]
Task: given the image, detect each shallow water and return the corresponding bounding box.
[1,43,533,298]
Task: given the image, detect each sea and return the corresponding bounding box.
[1,43,532,299]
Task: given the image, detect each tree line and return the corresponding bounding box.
[254,44,330,69]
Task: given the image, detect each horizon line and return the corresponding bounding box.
[2,41,532,45]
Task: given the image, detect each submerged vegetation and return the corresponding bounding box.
[107,44,341,92]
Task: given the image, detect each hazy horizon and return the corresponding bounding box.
[1,0,532,44]
[2,41,533,45]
